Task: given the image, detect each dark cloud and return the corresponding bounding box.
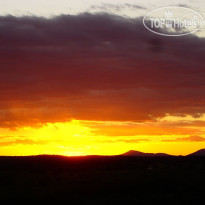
[0,13,205,128]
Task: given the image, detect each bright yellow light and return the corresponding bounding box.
[0,119,205,156]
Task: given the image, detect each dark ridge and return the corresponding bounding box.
[0,154,205,204]
[188,149,205,156]
[121,150,171,157]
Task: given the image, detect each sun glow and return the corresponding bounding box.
[0,118,205,156]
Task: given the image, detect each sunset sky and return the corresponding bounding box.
[0,0,205,156]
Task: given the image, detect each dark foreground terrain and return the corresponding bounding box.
[0,155,205,204]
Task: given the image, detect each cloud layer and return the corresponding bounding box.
[163,135,205,142]
[0,13,205,128]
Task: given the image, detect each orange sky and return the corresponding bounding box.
[0,12,205,156]
[0,115,205,156]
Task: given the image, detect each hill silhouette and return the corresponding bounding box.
[0,151,205,204]
[121,148,205,157]
[121,150,171,157]
[188,149,205,156]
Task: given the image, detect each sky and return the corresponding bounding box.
[0,0,205,16]
[0,0,205,156]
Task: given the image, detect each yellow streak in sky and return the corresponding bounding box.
[0,119,205,156]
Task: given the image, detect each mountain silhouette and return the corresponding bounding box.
[121,150,170,157]
[188,149,205,156]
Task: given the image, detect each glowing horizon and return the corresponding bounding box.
[1,117,205,156]
[0,2,205,156]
